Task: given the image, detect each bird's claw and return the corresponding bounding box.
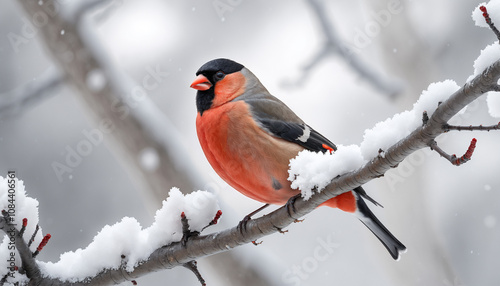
[237,204,270,234]
[237,214,252,234]
[285,194,301,217]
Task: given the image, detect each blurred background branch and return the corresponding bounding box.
[19,0,198,205]
[289,0,403,98]
[0,68,63,119]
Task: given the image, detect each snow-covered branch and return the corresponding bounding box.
[1,179,222,285]
[2,53,499,284]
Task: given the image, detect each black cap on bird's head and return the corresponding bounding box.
[195,58,244,78]
[191,58,245,115]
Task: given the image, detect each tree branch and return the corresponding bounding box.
[5,55,499,285]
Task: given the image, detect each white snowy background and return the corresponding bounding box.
[1,0,499,285]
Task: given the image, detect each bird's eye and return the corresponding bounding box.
[214,71,225,81]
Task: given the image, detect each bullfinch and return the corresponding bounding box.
[191,58,406,260]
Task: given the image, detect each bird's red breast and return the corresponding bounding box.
[197,100,302,204]
[196,99,356,211]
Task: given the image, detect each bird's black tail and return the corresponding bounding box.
[353,187,406,260]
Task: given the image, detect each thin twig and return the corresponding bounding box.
[480,6,500,41]
[429,141,455,162]
[444,122,500,132]
[182,261,206,286]
[28,224,39,248]
[180,212,190,247]
[430,138,477,166]
[200,210,222,232]
[0,213,41,284]
[19,218,27,237]
[422,111,429,126]
[179,213,205,285]
[32,234,52,258]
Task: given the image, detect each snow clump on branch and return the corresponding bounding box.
[0,181,219,283]
[288,80,460,198]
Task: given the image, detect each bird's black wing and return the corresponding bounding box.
[258,118,337,153]
[244,95,337,153]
